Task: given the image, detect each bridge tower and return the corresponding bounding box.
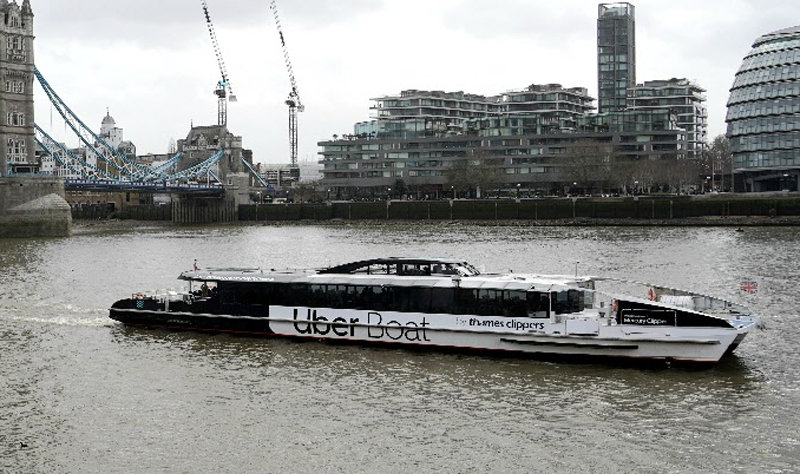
[174,124,250,222]
[0,0,36,176]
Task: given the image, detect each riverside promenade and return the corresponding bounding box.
[69,193,800,226]
[239,194,800,224]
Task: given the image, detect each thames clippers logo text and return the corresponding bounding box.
[457,317,545,332]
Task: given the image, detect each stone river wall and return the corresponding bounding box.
[0,177,72,238]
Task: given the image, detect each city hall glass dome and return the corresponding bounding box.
[727,25,800,192]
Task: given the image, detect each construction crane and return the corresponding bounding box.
[201,0,237,127]
[269,0,304,167]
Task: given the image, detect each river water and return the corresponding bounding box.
[0,222,798,473]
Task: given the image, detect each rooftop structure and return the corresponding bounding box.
[358,85,595,140]
[628,78,707,158]
[498,84,595,133]
[359,90,496,140]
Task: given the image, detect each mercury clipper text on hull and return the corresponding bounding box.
[109,258,759,365]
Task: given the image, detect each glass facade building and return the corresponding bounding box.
[629,79,707,158]
[319,101,686,198]
[597,3,636,114]
[499,84,595,133]
[727,25,800,192]
[316,3,704,198]
[357,85,595,141]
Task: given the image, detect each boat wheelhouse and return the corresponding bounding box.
[109,257,759,365]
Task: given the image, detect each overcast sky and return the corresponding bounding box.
[31,0,799,165]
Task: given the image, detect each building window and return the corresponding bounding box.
[5,80,24,93]
[6,138,26,163]
[6,35,25,61]
[6,111,25,126]
[6,36,23,51]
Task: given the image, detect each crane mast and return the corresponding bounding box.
[201,0,237,127]
[269,0,303,167]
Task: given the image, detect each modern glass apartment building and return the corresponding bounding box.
[597,3,636,114]
[726,25,800,192]
[499,84,595,133]
[319,89,686,198]
[316,3,707,198]
[356,85,594,141]
[629,79,708,158]
[356,90,494,140]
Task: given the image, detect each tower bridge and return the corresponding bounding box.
[1,0,274,229]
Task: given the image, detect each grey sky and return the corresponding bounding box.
[31,0,799,165]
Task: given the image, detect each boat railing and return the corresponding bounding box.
[140,289,190,303]
[590,277,751,318]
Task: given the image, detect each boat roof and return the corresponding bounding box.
[318,257,469,274]
[179,257,585,292]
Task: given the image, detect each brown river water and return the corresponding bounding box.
[1,222,798,473]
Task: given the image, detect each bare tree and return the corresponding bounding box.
[701,135,732,190]
[611,160,637,194]
[659,158,700,193]
[560,139,616,194]
[445,149,503,198]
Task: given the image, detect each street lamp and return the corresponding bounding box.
[387,187,392,200]
[516,183,521,199]
[451,185,455,200]
[256,191,261,220]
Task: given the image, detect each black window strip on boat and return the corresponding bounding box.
[216,282,553,318]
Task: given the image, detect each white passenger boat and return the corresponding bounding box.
[109,258,759,365]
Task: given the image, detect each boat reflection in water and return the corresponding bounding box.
[109,258,759,366]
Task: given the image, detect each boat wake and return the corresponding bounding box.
[0,303,110,328]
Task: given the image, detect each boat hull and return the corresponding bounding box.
[110,301,744,365]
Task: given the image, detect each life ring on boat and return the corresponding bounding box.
[135,292,145,299]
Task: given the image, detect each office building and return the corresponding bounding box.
[727,25,800,192]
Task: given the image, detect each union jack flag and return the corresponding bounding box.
[740,281,759,294]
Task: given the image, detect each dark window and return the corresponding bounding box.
[526,292,550,316]
[217,282,562,319]
[552,290,584,314]
[430,288,454,313]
